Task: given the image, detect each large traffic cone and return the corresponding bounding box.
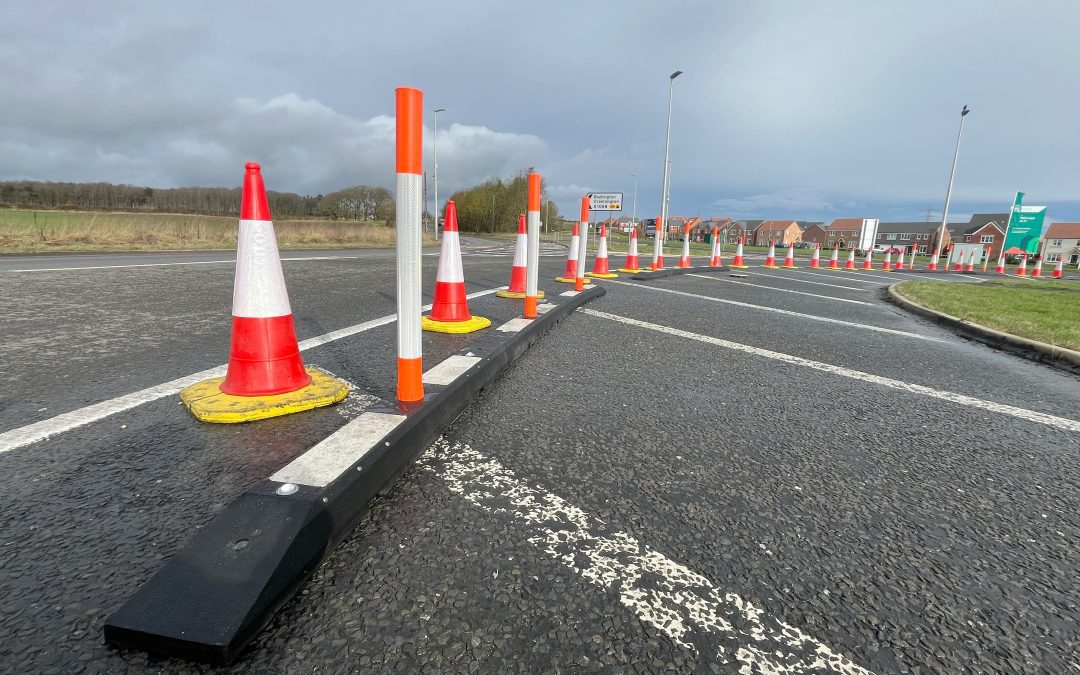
[1031,256,1043,278]
[1052,258,1064,278]
[881,249,892,271]
[809,244,821,268]
[678,225,692,268]
[763,240,780,269]
[781,242,797,269]
[587,223,619,278]
[896,249,906,271]
[556,221,581,283]
[995,253,1006,274]
[828,243,840,269]
[730,237,749,269]
[423,200,491,333]
[650,215,665,270]
[619,227,642,273]
[709,227,723,267]
[951,250,963,272]
[179,162,348,423]
[843,248,857,270]
[498,213,545,299]
[862,248,873,270]
[963,250,975,273]
[1016,255,1028,276]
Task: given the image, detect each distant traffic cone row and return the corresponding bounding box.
[423,200,491,333]
[709,227,722,267]
[809,244,821,268]
[498,214,544,299]
[587,223,619,278]
[828,244,840,269]
[179,162,348,423]
[619,228,642,273]
[730,237,749,269]
[556,222,581,283]
[763,241,779,269]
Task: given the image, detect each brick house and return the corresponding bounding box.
[754,220,802,246]
[800,222,829,246]
[1044,222,1080,266]
[691,217,731,242]
[946,213,1008,259]
[729,220,762,245]
[824,218,868,249]
[873,221,945,254]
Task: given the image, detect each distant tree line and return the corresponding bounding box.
[448,170,562,233]
[0,180,396,224]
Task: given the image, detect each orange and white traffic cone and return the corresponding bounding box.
[709,227,723,267]
[843,248,857,270]
[951,251,963,272]
[1016,255,1028,276]
[981,249,990,273]
[881,249,892,271]
[963,250,975,273]
[1052,258,1064,279]
[619,227,642,273]
[995,253,1006,274]
[763,240,780,269]
[678,224,692,268]
[650,215,665,270]
[587,223,619,278]
[896,248,906,271]
[781,242,798,269]
[730,237,749,269]
[556,221,581,283]
[423,200,491,333]
[809,244,821,268]
[498,213,545,299]
[1031,256,1043,278]
[179,162,348,423]
[862,248,873,270]
[828,243,840,269]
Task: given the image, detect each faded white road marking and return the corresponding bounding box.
[688,274,873,306]
[582,309,1080,433]
[271,411,405,487]
[497,317,533,332]
[560,290,581,297]
[0,288,500,454]
[8,255,361,273]
[423,355,482,385]
[736,270,869,292]
[423,439,873,674]
[604,279,942,343]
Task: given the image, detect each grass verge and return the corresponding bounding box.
[894,279,1080,351]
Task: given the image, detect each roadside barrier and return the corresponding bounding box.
[763,240,779,269]
[828,243,839,269]
[395,87,425,401]
[524,172,541,317]
[422,200,491,333]
[618,228,642,273]
[881,249,892,271]
[709,226,722,267]
[1053,258,1064,279]
[809,244,821,268]
[575,197,591,291]
[1016,255,1028,276]
[498,214,544,299]
[587,223,619,278]
[730,237,749,269]
[556,221,581,283]
[862,248,873,270]
[781,242,797,269]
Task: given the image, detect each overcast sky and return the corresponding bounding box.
[2,1,1078,223]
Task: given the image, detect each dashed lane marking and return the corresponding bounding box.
[603,279,943,343]
[687,274,873,305]
[0,288,501,454]
[582,309,1080,433]
[423,439,874,674]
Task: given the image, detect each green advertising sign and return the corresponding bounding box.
[1002,192,1045,255]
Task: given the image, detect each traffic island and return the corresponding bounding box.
[104,284,606,665]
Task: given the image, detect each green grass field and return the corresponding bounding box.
[0,209,409,252]
[894,278,1080,351]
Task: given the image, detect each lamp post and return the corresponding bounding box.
[929,105,970,270]
[653,70,683,268]
[433,107,445,240]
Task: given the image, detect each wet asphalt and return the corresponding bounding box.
[1,242,1078,674]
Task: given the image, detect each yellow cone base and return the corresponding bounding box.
[585,272,619,279]
[496,289,546,299]
[729,264,749,269]
[422,315,492,334]
[556,276,591,285]
[781,264,798,269]
[180,366,349,424]
[617,268,641,273]
[762,265,780,269]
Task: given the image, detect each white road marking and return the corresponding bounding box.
[778,269,887,285]
[582,309,1080,433]
[8,255,361,273]
[270,411,405,487]
[423,355,482,385]
[736,270,869,292]
[537,302,556,314]
[497,317,534,333]
[560,290,581,297]
[423,439,873,674]
[0,288,500,454]
[604,279,942,342]
[688,274,873,306]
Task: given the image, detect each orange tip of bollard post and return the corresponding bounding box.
[396,357,424,402]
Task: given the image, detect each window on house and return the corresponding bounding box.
[1050,239,1062,246]
[900,233,911,240]
[886,233,896,240]
[980,235,994,243]
[1047,253,1062,262]
[963,235,972,242]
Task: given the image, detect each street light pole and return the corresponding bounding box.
[433,107,445,241]
[653,70,682,269]
[929,105,969,270]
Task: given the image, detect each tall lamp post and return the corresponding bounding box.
[432,107,445,240]
[929,105,970,270]
[653,70,683,268]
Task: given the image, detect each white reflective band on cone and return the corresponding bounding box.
[397,172,423,359]
[683,236,690,258]
[526,211,540,296]
[629,234,638,256]
[233,219,292,318]
[568,235,579,262]
[436,230,465,283]
[513,232,527,267]
[598,232,608,259]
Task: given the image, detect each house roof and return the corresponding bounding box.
[734,219,764,231]
[826,218,865,231]
[876,221,951,235]
[758,220,799,229]
[1046,222,1080,239]
[948,213,1008,236]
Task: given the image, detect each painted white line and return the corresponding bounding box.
[560,290,581,297]
[423,355,482,385]
[8,255,361,273]
[779,269,886,285]
[270,411,405,487]
[605,279,942,342]
[687,274,873,306]
[423,439,872,674]
[583,309,1080,433]
[0,287,500,454]
[737,270,869,292]
[497,317,533,333]
[537,302,556,314]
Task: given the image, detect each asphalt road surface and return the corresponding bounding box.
[1,239,1077,674]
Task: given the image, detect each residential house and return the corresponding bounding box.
[691,217,732,242]
[824,218,868,249]
[1044,222,1080,266]
[874,221,944,254]
[945,213,1008,259]
[754,220,802,247]
[800,222,829,246]
[729,220,763,245]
